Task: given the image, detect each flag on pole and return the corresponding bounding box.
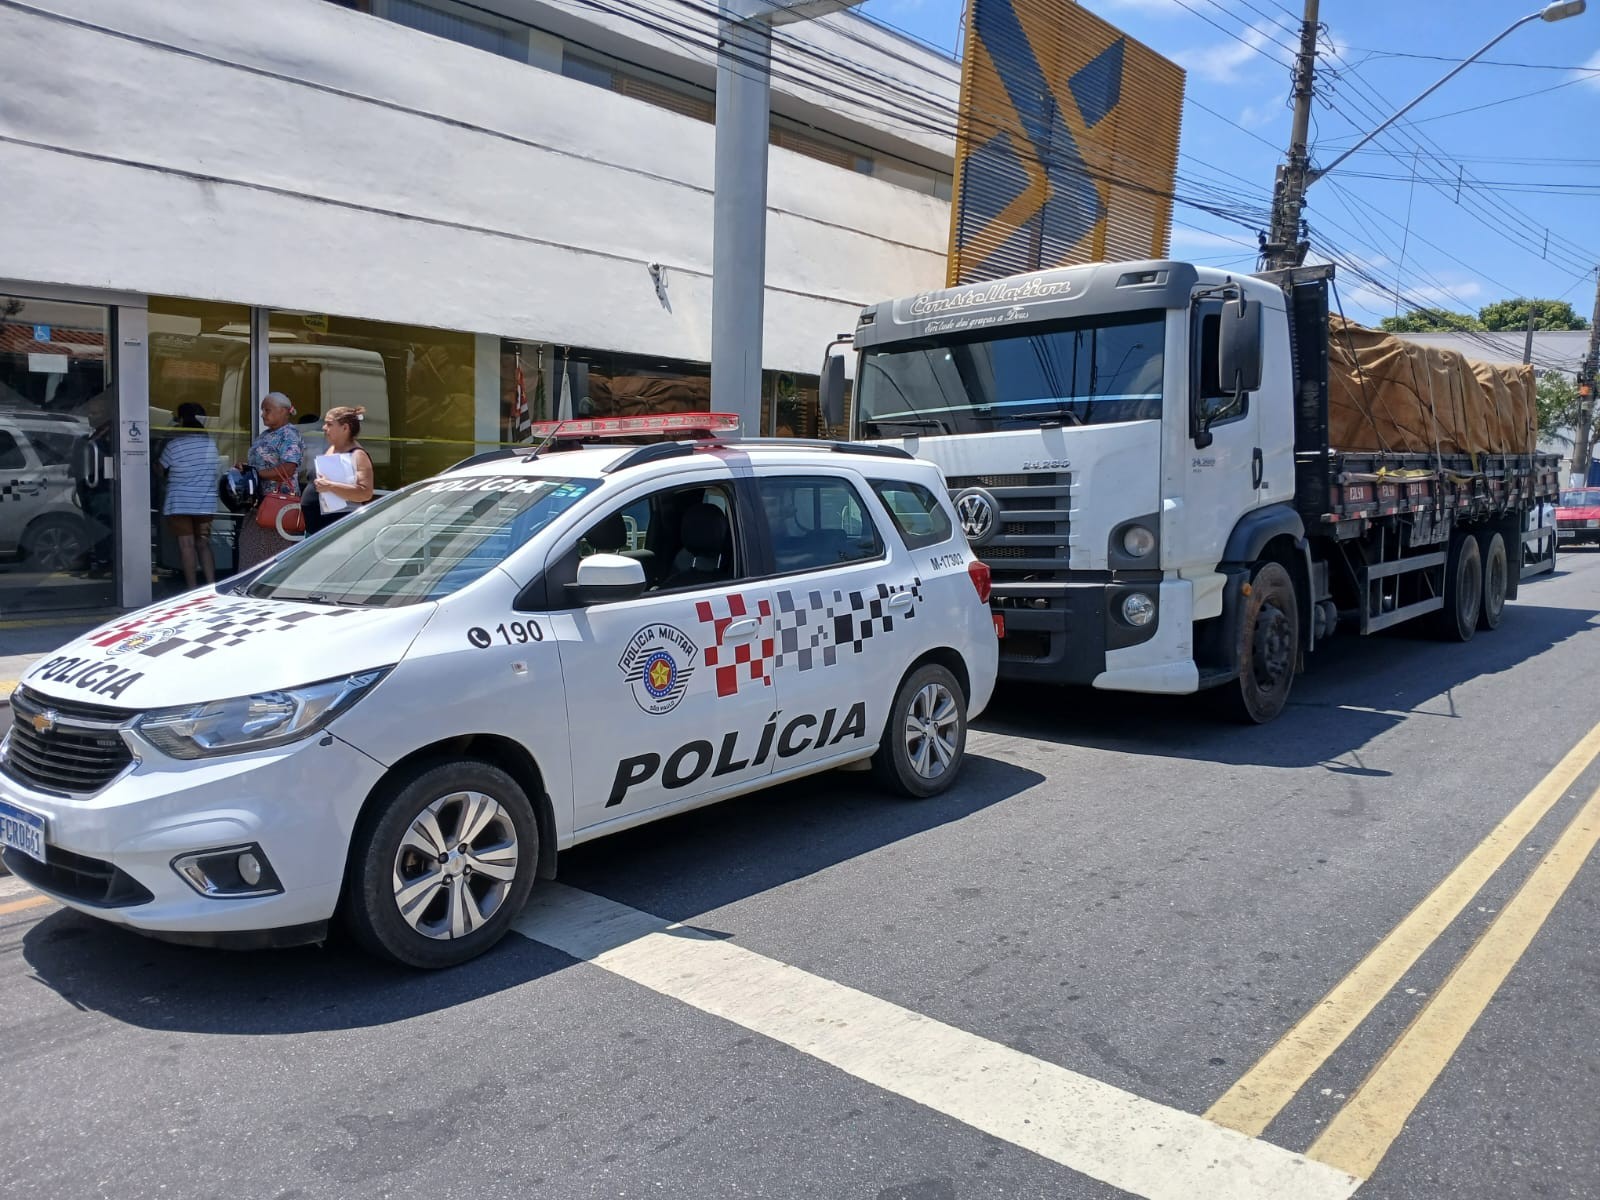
[511,347,531,442]
[558,356,574,421]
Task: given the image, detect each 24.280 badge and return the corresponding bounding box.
[618,624,698,714]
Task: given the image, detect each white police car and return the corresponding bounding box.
[0,415,998,967]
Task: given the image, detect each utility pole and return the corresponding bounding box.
[1259,2,1586,275]
[1576,268,1600,483]
[1261,0,1319,272]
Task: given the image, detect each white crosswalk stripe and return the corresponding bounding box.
[514,883,1362,1200]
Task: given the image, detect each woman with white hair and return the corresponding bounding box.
[236,391,306,569]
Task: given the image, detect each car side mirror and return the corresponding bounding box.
[819,352,845,429]
[568,553,647,606]
[1218,296,1263,395]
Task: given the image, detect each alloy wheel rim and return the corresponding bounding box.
[391,790,518,940]
[33,529,82,572]
[904,682,959,779]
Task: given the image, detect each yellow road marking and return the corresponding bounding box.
[1206,719,1600,1137]
[1308,778,1600,1178]
[0,893,52,916]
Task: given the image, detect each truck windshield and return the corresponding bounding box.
[856,310,1165,438]
[1559,489,1600,507]
[245,474,597,608]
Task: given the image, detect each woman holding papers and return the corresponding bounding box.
[306,405,376,534]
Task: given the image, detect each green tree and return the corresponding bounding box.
[1478,298,1589,332]
[1535,370,1590,444]
[1378,308,1485,333]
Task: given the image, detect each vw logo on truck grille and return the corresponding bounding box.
[954,487,998,546]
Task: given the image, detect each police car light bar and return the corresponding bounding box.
[526,412,742,440]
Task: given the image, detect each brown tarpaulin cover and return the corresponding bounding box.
[1326,316,1537,456]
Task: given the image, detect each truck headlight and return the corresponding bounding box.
[1121,525,1156,558]
[1120,592,1156,627]
[135,669,389,760]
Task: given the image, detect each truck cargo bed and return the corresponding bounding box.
[1270,264,1561,530]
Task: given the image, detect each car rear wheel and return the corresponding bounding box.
[871,663,967,799]
[343,759,537,968]
[20,515,88,572]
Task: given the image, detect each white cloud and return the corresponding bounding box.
[1171,21,1294,84]
[1334,276,1485,325]
[1236,100,1284,130]
[1577,49,1600,90]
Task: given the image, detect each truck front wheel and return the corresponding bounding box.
[1225,562,1299,725]
[1435,529,1482,643]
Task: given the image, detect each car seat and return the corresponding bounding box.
[659,502,731,590]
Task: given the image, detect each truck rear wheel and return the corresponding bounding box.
[1225,561,1298,725]
[1435,529,1482,643]
[1477,530,1507,631]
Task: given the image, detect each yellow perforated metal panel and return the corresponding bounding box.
[947,0,1185,285]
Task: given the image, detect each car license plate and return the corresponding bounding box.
[0,797,47,863]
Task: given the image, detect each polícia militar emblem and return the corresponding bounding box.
[618,624,698,714]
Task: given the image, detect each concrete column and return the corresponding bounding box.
[709,10,774,438]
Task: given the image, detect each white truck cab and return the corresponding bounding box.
[0,415,998,967]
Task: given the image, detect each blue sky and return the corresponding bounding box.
[856,0,1600,349]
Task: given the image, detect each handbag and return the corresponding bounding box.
[256,490,306,537]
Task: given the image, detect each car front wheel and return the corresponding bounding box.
[343,759,537,968]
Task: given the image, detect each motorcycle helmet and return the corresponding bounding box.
[219,464,261,513]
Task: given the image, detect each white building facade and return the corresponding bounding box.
[0,0,959,614]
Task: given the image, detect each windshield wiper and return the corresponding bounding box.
[1017,405,1086,427]
[866,415,952,435]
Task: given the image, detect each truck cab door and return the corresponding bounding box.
[1168,298,1264,570]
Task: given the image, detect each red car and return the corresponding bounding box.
[1556,487,1600,547]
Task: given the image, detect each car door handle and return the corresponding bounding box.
[723,618,759,640]
[1251,448,1264,489]
[888,591,914,608]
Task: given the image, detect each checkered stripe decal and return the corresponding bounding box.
[772,578,923,673]
[695,592,776,698]
[90,595,357,659]
[1,481,30,502]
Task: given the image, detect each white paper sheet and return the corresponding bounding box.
[315,452,356,514]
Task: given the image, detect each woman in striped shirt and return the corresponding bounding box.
[158,402,221,590]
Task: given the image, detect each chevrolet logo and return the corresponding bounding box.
[29,709,56,736]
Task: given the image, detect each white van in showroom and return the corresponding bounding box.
[0,416,998,967]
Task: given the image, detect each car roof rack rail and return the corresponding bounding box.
[445,447,520,472]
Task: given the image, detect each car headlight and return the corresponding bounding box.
[135,669,389,760]
[1121,525,1157,558]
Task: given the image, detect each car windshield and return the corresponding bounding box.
[245,473,597,607]
[1559,490,1600,507]
[856,311,1165,437]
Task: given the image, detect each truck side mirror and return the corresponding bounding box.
[1218,297,1264,395]
[819,353,845,429]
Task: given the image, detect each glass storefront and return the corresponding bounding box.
[147,298,252,596]
[0,295,118,615]
[268,311,477,490]
[6,288,845,611]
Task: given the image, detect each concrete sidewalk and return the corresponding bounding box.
[0,618,106,705]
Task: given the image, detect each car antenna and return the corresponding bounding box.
[522,419,568,461]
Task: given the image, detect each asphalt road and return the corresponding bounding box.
[3,550,1598,1200]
